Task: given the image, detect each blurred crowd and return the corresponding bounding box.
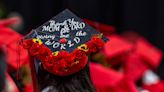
[0,16,163,92]
[0,0,164,92]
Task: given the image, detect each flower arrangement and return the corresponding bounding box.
[22,36,105,76]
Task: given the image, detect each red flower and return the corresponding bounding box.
[68,54,76,63]
[72,49,86,60]
[37,46,52,61]
[59,59,69,69]
[23,36,105,76]
[57,51,69,59]
[52,63,60,74]
[57,51,70,69]
[42,61,53,70]
[43,55,56,70]
[86,37,105,54]
[87,41,97,54]
[22,39,33,49]
[91,37,105,49]
[29,43,41,56]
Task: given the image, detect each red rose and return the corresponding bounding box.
[23,37,104,76]
[22,39,33,49]
[52,63,60,74]
[68,54,75,64]
[57,51,69,59]
[91,37,105,49]
[87,41,97,54]
[42,61,53,70]
[86,37,105,54]
[72,49,86,60]
[59,59,69,69]
[29,43,41,56]
[39,46,51,56]
[43,55,55,69]
[37,46,52,61]
[55,51,70,69]
[44,55,52,63]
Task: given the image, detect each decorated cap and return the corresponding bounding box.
[23,9,108,76]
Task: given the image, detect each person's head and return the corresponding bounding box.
[38,63,95,92]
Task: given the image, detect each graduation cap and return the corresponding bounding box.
[104,35,132,58]
[124,52,148,82]
[90,62,138,92]
[25,9,107,52]
[23,9,108,77]
[135,38,163,68]
[0,26,29,71]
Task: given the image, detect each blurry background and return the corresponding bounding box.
[1,0,163,79]
[0,0,164,92]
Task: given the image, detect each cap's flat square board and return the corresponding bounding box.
[25,9,108,52]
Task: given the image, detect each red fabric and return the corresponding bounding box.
[124,53,148,82]
[0,27,29,70]
[90,62,138,92]
[143,81,164,92]
[112,78,137,92]
[24,84,34,92]
[135,38,163,68]
[83,19,115,35]
[104,35,132,58]
[0,27,22,45]
[90,62,123,92]
[0,17,21,27]
[90,62,122,86]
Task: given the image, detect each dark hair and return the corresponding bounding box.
[0,50,6,92]
[37,63,95,92]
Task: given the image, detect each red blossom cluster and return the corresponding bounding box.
[22,37,105,76]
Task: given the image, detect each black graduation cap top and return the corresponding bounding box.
[25,9,107,52]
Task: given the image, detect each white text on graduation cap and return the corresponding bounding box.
[42,18,85,33]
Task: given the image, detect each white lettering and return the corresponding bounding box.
[76,31,87,36]
[37,35,55,40]
[53,42,60,48]
[67,40,74,47]
[68,18,85,30]
[74,37,80,43]
[45,40,55,45]
[42,18,85,32]
[60,44,66,50]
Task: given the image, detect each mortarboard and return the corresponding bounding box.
[90,62,123,92]
[90,62,138,92]
[135,38,163,68]
[104,35,132,58]
[121,31,163,69]
[0,25,29,71]
[123,52,148,82]
[22,9,108,91]
[103,35,132,68]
